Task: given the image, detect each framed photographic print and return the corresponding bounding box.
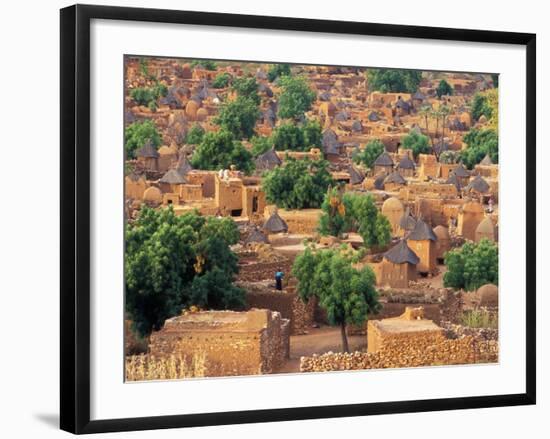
[60,4,536,434]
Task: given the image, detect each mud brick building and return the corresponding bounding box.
[149,309,290,377]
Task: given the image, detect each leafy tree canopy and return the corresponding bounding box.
[436,79,454,98]
[267,63,291,82]
[439,150,461,164]
[262,158,333,209]
[292,245,381,352]
[191,129,254,174]
[250,135,273,157]
[185,123,205,144]
[443,239,498,291]
[366,68,422,93]
[318,188,391,249]
[124,120,161,159]
[130,83,168,109]
[277,75,316,120]
[402,130,431,159]
[215,96,260,139]
[271,119,322,152]
[212,72,231,89]
[460,128,499,169]
[231,77,260,105]
[190,59,217,70]
[125,206,244,336]
[471,91,497,123]
[352,139,385,169]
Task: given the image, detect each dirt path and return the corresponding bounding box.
[276,326,367,373]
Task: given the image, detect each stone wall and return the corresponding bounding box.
[149,309,290,377]
[300,307,497,372]
[300,334,494,372]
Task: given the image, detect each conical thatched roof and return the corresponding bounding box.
[348,165,365,185]
[351,120,363,133]
[374,173,386,190]
[368,111,380,122]
[322,128,340,155]
[255,148,282,171]
[408,218,437,241]
[453,163,470,178]
[374,151,394,167]
[159,168,186,184]
[384,239,420,265]
[446,172,462,191]
[136,139,159,158]
[398,155,415,170]
[263,211,288,233]
[479,154,493,166]
[175,155,193,176]
[245,228,268,245]
[399,208,417,231]
[385,171,407,185]
[465,175,490,193]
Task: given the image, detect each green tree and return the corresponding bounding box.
[277,75,316,119]
[190,59,217,70]
[191,130,254,174]
[125,207,244,336]
[348,194,391,249]
[302,119,322,148]
[130,83,168,107]
[443,239,498,291]
[353,139,385,169]
[212,72,231,88]
[124,120,161,159]
[292,246,381,352]
[272,122,305,151]
[262,158,334,209]
[402,130,431,159]
[185,123,205,144]
[231,77,260,104]
[318,191,391,250]
[268,63,291,82]
[436,79,454,98]
[460,128,499,169]
[439,150,461,164]
[366,68,422,93]
[491,73,499,88]
[318,186,351,238]
[471,93,493,121]
[271,120,321,151]
[250,135,273,157]
[215,96,260,139]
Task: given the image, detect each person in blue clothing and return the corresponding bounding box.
[275,269,284,291]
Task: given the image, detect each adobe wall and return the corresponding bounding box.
[149,309,290,377]
[244,288,316,335]
[179,184,203,201]
[277,209,322,234]
[237,259,294,282]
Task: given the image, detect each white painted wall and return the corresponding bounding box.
[0,0,546,437]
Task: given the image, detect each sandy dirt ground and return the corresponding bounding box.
[275,325,367,373]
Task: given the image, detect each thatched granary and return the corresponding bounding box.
[397,154,415,177]
[407,218,438,274]
[263,211,288,234]
[398,207,417,237]
[384,171,407,190]
[373,151,394,174]
[245,228,269,245]
[347,165,365,186]
[159,169,186,194]
[378,239,419,288]
[255,148,282,172]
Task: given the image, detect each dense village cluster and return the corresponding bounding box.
[123,56,499,380]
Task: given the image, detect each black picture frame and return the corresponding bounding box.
[60,4,536,434]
